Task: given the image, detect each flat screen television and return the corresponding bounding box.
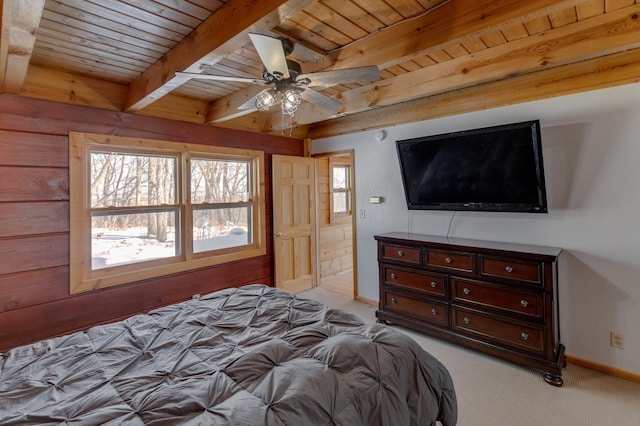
[396,120,548,213]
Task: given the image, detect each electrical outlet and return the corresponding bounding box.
[610,332,624,349]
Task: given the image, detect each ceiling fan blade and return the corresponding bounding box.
[297,65,380,88]
[299,88,342,111]
[248,33,290,79]
[176,72,265,85]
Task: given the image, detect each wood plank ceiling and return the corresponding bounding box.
[1,0,639,139]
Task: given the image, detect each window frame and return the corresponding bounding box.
[329,157,352,223]
[69,132,266,294]
[188,155,255,258]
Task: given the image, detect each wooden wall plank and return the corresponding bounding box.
[0,167,68,201]
[320,253,353,276]
[0,266,69,312]
[0,201,68,237]
[319,223,353,243]
[0,234,68,275]
[0,130,68,167]
[319,238,354,260]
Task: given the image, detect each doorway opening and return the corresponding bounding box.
[313,150,357,298]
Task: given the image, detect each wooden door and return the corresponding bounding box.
[272,155,316,293]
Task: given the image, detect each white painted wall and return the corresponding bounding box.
[312,82,640,375]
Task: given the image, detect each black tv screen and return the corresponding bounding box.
[396,120,548,213]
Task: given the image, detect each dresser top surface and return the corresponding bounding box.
[375,232,562,258]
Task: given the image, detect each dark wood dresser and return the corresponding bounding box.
[375,232,565,386]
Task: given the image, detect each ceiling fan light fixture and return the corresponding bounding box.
[255,89,277,111]
[281,88,302,117]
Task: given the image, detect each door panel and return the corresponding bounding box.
[272,155,316,293]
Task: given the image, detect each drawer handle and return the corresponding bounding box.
[520,299,529,307]
[445,257,453,264]
[463,317,471,324]
[521,332,529,340]
[391,297,398,304]
[431,308,438,315]
[430,281,438,288]
[390,273,397,279]
[463,288,471,295]
[505,265,514,273]
[397,250,404,257]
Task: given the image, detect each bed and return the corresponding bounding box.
[0,284,457,425]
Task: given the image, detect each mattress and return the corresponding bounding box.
[0,284,457,425]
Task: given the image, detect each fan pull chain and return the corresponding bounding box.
[279,107,295,136]
[290,114,294,137]
[281,109,285,135]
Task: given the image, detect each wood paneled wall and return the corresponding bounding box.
[0,94,303,351]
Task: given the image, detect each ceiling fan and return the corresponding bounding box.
[176,33,380,118]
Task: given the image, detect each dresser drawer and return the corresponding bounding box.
[479,256,542,285]
[384,266,447,297]
[381,244,421,265]
[452,278,543,319]
[452,308,544,354]
[383,290,449,326]
[426,249,474,273]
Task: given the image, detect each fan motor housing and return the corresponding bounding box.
[262,59,301,83]
[286,60,301,79]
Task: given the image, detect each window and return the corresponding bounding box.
[329,157,352,222]
[190,158,252,253]
[69,133,266,294]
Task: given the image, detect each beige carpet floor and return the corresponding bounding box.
[299,287,640,426]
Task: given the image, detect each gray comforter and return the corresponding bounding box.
[0,285,457,425]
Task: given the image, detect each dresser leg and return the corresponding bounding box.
[544,371,563,387]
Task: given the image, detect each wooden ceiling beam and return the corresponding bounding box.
[21,64,126,111]
[124,0,315,113]
[21,64,208,125]
[305,47,640,139]
[305,0,592,73]
[270,3,640,130]
[0,0,45,94]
